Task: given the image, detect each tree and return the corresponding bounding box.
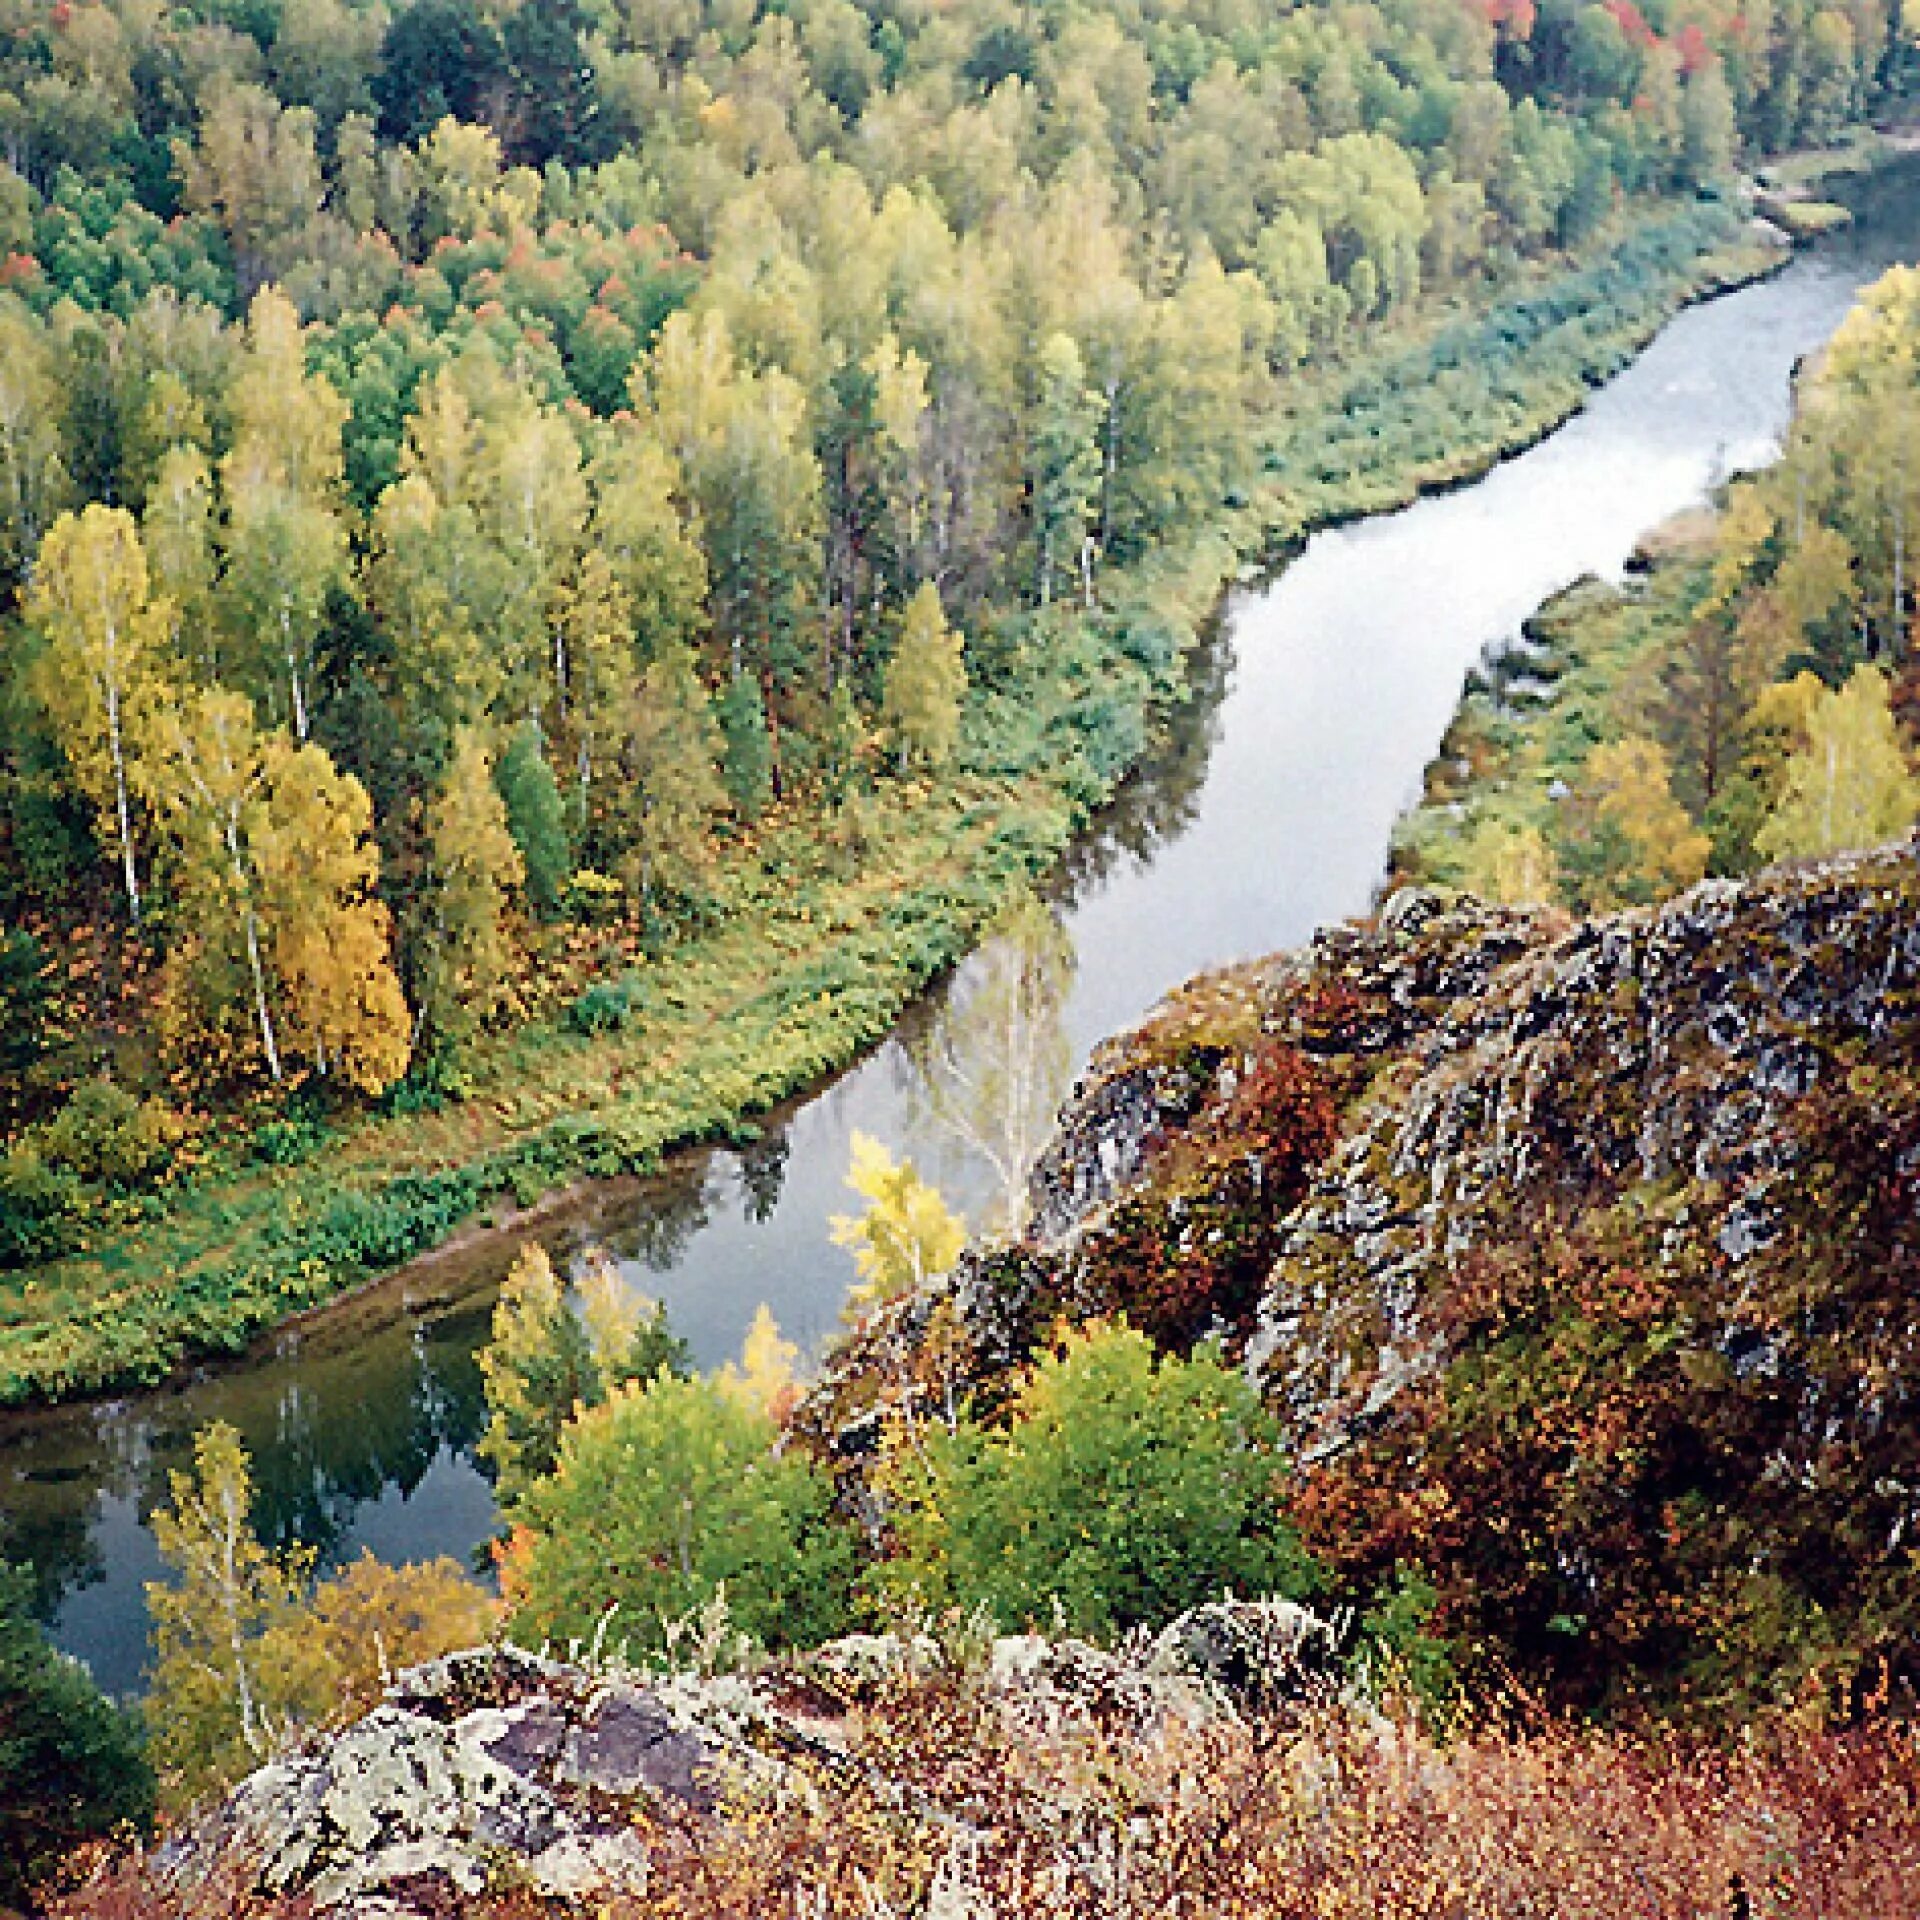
[493,725,569,922]
[880,582,966,773]
[420,726,524,1050]
[479,1242,688,1514]
[249,737,412,1094]
[373,0,509,147]
[145,688,285,1082]
[1554,737,1712,911]
[299,1552,499,1724]
[874,1322,1318,1640]
[1756,665,1920,861]
[0,1563,152,1907]
[1030,333,1104,607]
[715,670,774,821]
[146,1423,312,1803]
[502,1371,856,1656]
[829,1131,967,1315]
[909,891,1075,1234]
[1453,816,1560,907]
[28,505,173,926]
[715,1302,803,1420]
[617,638,725,914]
[146,1425,496,1805]
[478,1243,597,1516]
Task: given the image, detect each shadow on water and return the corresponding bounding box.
[10,158,1920,1695]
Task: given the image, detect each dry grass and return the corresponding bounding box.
[57,1683,1920,1920]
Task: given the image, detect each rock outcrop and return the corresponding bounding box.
[145,1602,1339,1917]
[801,836,1920,1706]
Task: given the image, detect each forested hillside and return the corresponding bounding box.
[0,0,1907,1392]
[1398,252,1920,904]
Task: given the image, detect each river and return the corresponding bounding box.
[8,165,1919,1698]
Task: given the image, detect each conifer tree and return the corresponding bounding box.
[478,1243,596,1517]
[494,725,569,922]
[881,582,966,773]
[715,670,774,821]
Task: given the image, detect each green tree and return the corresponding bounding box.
[0,1564,153,1908]
[420,726,524,1050]
[880,581,966,773]
[503,1371,856,1656]
[715,671,774,821]
[493,725,569,922]
[1030,332,1104,607]
[479,1243,688,1514]
[477,1243,598,1517]
[829,1131,968,1316]
[617,637,725,913]
[875,1322,1318,1640]
[1755,665,1920,861]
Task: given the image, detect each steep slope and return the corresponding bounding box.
[803,836,1920,1709]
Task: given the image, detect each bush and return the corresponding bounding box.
[875,1321,1320,1640]
[504,1372,857,1656]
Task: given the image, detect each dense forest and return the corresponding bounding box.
[0,0,1906,1345]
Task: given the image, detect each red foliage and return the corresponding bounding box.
[1674,23,1714,71]
[1604,0,1660,47]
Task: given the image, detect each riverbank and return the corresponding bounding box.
[0,197,1788,1410]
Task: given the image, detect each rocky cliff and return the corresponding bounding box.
[802,835,1920,1708]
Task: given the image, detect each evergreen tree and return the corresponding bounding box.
[493,725,569,923]
[0,1564,153,1907]
[715,671,774,822]
[880,582,966,774]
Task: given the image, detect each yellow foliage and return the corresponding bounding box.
[829,1131,967,1316]
[716,1302,802,1421]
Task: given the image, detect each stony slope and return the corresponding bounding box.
[803,835,1920,1708]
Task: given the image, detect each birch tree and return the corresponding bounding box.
[28,505,173,925]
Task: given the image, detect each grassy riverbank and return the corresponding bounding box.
[0,197,1783,1408]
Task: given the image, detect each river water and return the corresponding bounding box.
[8,169,1919,1698]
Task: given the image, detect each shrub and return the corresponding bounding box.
[875,1321,1320,1639]
[503,1372,857,1656]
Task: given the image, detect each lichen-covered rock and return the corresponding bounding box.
[154,1648,730,1914]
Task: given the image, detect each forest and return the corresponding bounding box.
[0,0,1906,1401]
[1397,253,1920,906]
